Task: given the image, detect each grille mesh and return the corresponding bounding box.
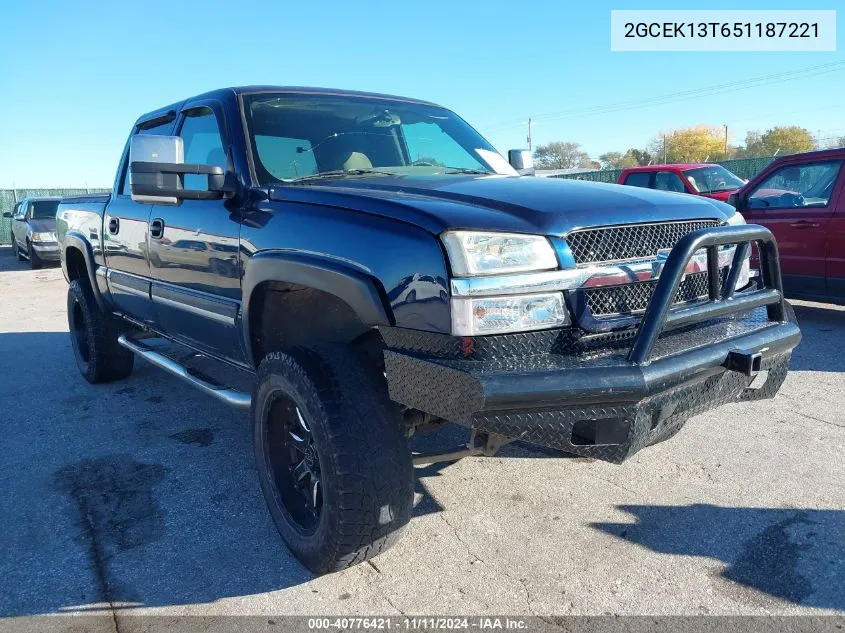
[566,220,722,265]
[583,270,729,317]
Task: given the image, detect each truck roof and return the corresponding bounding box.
[135,85,441,127]
[621,163,716,172]
[769,146,845,163]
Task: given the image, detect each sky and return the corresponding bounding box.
[0,0,843,187]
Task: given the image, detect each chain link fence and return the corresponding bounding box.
[1,189,109,245]
[551,156,776,183]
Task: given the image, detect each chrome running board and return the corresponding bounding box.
[117,335,251,409]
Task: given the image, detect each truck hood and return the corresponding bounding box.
[28,218,56,233]
[268,174,735,236]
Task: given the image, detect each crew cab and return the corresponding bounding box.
[3,197,61,268]
[729,147,845,302]
[56,86,800,574]
[618,164,746,201]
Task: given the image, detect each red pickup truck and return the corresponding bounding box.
[729,147,845,302]
[617,163,746,201]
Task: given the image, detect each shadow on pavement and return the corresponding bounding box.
[0,244,60,273]
[592,504,845,609]
[789,303,845,372]
[0,330,573,616]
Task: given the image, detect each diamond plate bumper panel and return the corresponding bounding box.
[383,308,799,463]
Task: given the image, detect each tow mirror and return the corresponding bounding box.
[508,149,535,176]
[129,135,230,205]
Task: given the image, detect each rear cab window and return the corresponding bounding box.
[623,172,652,188]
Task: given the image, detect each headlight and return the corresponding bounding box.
[725,212,751,290]
[442,231,558,276]
[726,211,746,226]
[31,232,56,243]
[452,292,569,336]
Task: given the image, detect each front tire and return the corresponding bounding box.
[28,240,42,269]
[67,279,134,383]
[253,345,413,574]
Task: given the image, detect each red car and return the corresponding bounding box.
[730,148,845,302]
[617,163,746,201]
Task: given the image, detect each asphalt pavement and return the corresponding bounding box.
[0,245,843,625]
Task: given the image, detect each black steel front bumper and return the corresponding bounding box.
[383,225,801,463]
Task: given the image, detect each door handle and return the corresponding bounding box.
[789,220,820,229]
[150,218,165,239]
[107,217,120,235]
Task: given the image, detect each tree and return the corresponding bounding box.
[745,126,816,157]
[627,148,653,166]
[598,152,624,169]
[648,126,727,164]
[533,141,590,169]
[600,148,652,169]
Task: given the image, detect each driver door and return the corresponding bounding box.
[743,159,843,297]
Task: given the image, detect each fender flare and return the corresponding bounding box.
[240,250,392,366]
[62,231,107,312]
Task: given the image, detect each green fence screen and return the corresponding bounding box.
[1,189,109,245]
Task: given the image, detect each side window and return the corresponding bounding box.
[120,119,175,195]
[623,172,651,188]
[748,161,842,209]
[653,171,687,193]
[12,202,22,219]
[179,107,226,190]
[255,135,318,180]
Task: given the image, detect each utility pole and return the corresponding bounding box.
[662,135,667,164]
[723,124,729,157]
[526,117,533,151]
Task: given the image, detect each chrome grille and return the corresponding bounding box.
[583,270,728,317]
[566,220,722,265]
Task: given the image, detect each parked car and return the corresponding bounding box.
[728,147,845,302]
[56,86,800,575]
[3,197,61,268]
[618,164,746,201]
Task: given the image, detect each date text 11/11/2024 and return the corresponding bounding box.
[307,617,529,630]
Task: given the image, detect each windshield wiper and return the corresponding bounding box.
[443,167,494,175]
[286,169,396,183]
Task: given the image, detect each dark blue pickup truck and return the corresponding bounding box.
[56,86,800,574]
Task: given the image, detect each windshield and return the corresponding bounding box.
[683,166,745,194]
[243,93,516,184]
[30,200,59,219]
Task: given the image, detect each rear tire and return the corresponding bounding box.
[13,239,24,261]
[252,344,413,574]
[28,240,42,269]
[67,279,134,383]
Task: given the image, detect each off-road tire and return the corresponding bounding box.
[253,344,413,574]
[67,279,134,383]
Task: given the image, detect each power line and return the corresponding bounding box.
[485,61,845,131]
